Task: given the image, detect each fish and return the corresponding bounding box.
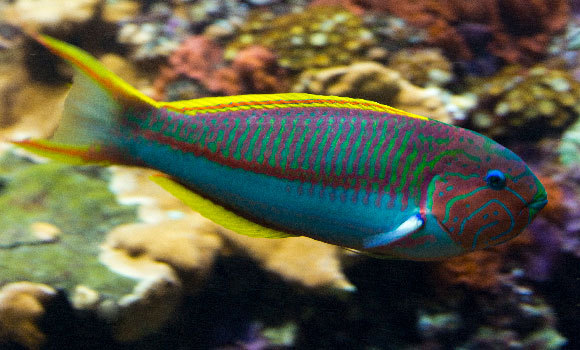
[13,35,548,260]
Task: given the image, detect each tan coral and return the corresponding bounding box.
[1,0,101,30]
[0,282,56,350]
[102,216,222,292]
[100,216,222,341]
[0,46,68,142]
[388,48,453,87]
[220,231,355,292]
[99,247,183,342]
[293,61,454,123]
[101,0,140,23]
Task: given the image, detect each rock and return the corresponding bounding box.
[220,231,355,292]
[0,282,56,350]
[293,61,454,123]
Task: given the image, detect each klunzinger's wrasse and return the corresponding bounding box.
[14,35,548,260]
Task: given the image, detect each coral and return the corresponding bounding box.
[434,249,504,291]
[117,3,190,62]
[560,116,580,167]
[220,230,354,292]
[293,61,400,103]
[2,0,121,59]
[0,153,138,295]
[465,63,580,142]
[293,61,458,123]
[187,0,250,41]
[153,35,289,101]
[102,217,223,292]
[99,247,182,342]
[387,48,453,87]
[362,14,427,62]
[0,282,56,350]
[1,0,101,30]
[0,46,68,138]
[153,35,226,100]
[101,0,140,23]
[422,269,567,349]
[334,0,569,65]
[533,166,580,259]
[225,7,376,71]
[225,45,289,94]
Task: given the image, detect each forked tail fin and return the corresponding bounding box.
[12,34,156,164]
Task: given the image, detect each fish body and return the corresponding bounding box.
[15,36,548,260]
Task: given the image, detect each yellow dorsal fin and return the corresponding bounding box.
[157,93,429,121]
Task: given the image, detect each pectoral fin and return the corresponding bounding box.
[150,174,295,239]
[363,213,424,249]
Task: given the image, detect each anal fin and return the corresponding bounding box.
[149,174,295,239]
[363,213,424,249]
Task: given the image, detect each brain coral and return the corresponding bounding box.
[466,63,580,142]
[387,48,453,87]
[225,7,376,71]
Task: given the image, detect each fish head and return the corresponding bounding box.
[426,136,547,254]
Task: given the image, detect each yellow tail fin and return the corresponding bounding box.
[13,34,154,164]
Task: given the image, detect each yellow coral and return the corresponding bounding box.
[226,7,375,70]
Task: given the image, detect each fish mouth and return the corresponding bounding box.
[527,198,548,211]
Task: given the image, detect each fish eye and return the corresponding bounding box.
[485,170,506,190]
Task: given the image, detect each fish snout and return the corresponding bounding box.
[527,197,548,211]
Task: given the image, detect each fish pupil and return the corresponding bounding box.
[485,170,506,190]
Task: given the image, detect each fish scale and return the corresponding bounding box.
[127,107,431,206]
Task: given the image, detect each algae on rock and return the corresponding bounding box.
[0,152,138,298]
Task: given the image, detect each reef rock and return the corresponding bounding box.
[343,0,569,65]
[560,117,580,167]
[387,48,453,87]
[153,35,289,101]
[1,0,101,30]
[293,61,458,123]
[220,231,355,292]
[0,282,56,350]
[99,246,183,342]
[102,217,223,293]
[0,45,67,140]
[226,6,376,71]
[466,63,580,142]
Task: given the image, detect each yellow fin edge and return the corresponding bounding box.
[11,139,112,165]
[158,93,429,121]
[149,174,295,239]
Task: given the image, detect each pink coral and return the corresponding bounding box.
[153,35,226,100]
[230,46,289,93]
[153,36,289,101]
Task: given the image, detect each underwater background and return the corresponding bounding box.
[0,0,578,349]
